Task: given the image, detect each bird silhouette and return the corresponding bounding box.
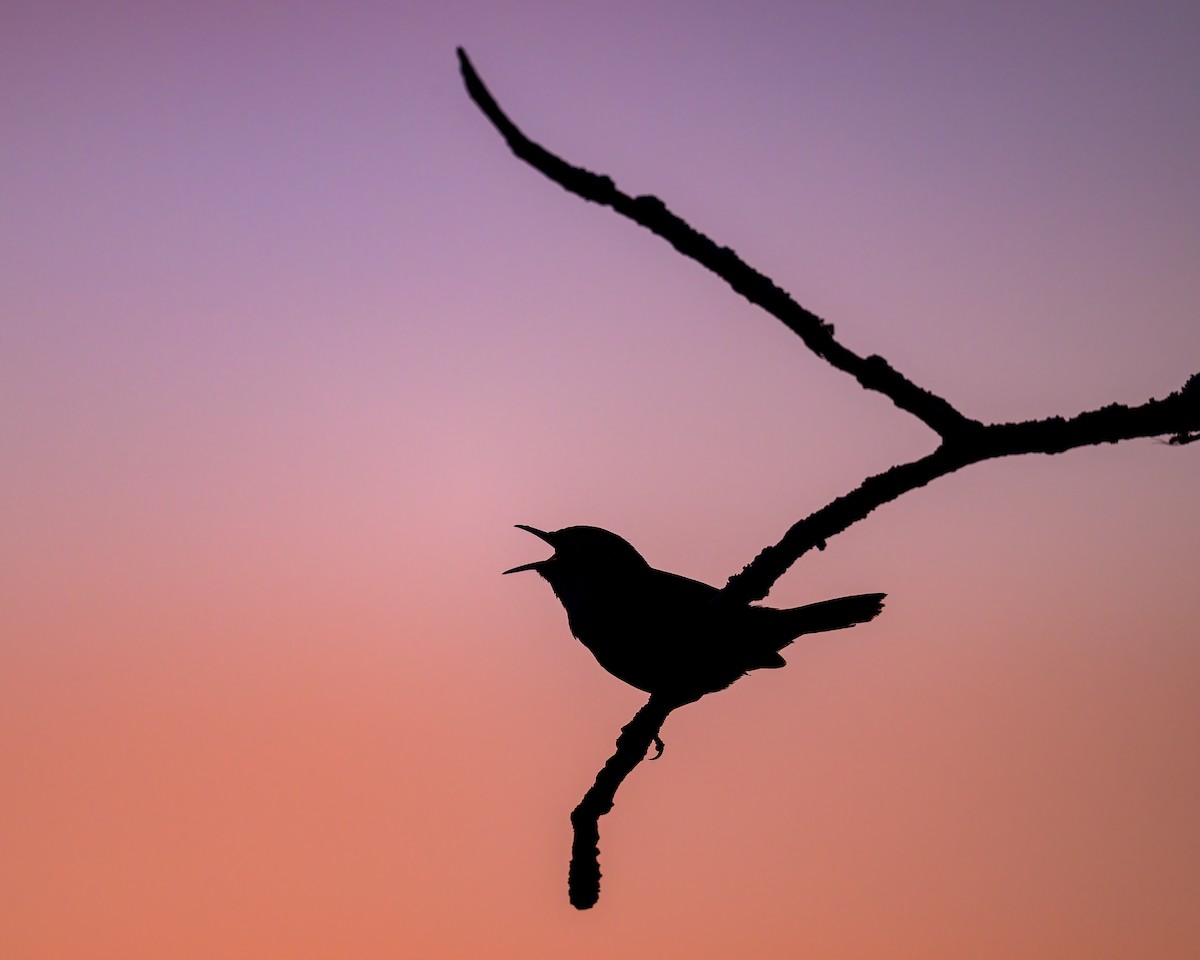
[504,525,885,707]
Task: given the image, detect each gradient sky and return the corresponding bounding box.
[3,2,1199,957]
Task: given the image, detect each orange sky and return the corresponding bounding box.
[3,2,1198,957]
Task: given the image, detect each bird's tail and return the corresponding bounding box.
[775,592,886,644]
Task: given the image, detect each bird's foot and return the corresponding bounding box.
[649,736,665,760]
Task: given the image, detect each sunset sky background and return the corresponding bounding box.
[4,2,1199,957]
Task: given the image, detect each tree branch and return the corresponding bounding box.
[727,374,1200,602]
[567,695,673,909]
[457,48,978,440]
[458,48,1200,908]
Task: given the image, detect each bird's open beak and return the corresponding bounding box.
[502,524,556,574]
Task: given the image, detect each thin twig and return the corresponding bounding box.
[457,48,977,440]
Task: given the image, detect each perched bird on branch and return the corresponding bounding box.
[505,525,885,707]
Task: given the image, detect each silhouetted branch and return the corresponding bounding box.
[567,695,674,909]
[457,48,976,440]
[727,376,1200,602]
[458,48,1200,908]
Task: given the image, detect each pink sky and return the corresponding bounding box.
[3,2,1199,957]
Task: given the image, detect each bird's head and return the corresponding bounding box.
[503,524,649,587]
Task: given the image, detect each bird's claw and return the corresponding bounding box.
[649,736,665,760]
